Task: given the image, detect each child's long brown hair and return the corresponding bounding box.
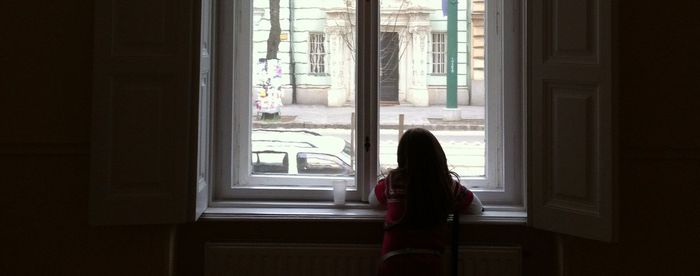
[389,128,457,228]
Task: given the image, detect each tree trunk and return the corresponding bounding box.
[266,0,281,59]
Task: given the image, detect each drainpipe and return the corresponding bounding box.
[466,0,472,106]
[289,0,297,104]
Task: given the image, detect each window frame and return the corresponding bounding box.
[91,0,616,241]
[210,0,523,207]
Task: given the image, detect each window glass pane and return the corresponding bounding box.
[297,153,353,175]
[250,0,357,186]
[252,151,289,174]
[378,0,488,186]
[432,33,446,74]
[309,33,326,74]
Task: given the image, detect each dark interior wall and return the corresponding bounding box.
[1,1,174,275]
[556,1,700,275]
[2,0,700,275]
[175,220,559,275]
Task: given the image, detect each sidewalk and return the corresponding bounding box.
[254,104,485,130]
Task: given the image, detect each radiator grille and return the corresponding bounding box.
[206,243,521,276]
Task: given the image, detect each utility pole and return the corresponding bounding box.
[289,0,297,104]
[445,0,461,120]
[447,0,458,109]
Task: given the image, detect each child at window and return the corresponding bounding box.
[369,128,483,276]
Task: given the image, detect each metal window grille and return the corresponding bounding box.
[432,33,447,74]
[309,33,326,74]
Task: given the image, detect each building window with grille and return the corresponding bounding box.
[431,32,446,74]
[309,33,326,75]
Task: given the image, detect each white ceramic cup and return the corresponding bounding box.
[333,180,346,205]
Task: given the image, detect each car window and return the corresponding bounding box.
[296,153,350,175]
[252,151,289,174]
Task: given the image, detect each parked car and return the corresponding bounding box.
[251,129,354,176]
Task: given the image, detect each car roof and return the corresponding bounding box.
[252,129,346,154]
[251,129,351,165]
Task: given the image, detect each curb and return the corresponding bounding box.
[253,120,485,131]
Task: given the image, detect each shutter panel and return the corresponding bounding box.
[195,0,213,220]
[90,0,199,225]
[528,0,617,241]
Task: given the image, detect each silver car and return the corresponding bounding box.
[251,129,354,176]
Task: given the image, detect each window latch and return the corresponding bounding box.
[364,136,370,152]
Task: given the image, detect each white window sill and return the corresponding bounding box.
[202,204,526,225]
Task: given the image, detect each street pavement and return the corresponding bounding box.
[253,104,488,177]
[254,104,485,130]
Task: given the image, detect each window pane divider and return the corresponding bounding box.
[356,0,379,202]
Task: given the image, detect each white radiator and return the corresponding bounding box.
[205,243,521,276]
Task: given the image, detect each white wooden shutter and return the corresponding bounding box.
[529,0,617,241]
[195,0,213,220]
[90,0,201,224]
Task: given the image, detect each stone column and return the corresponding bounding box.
[325,26,348,107]
[407,25,430,106]
[398,28,410,102]
[345,35,355,105]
